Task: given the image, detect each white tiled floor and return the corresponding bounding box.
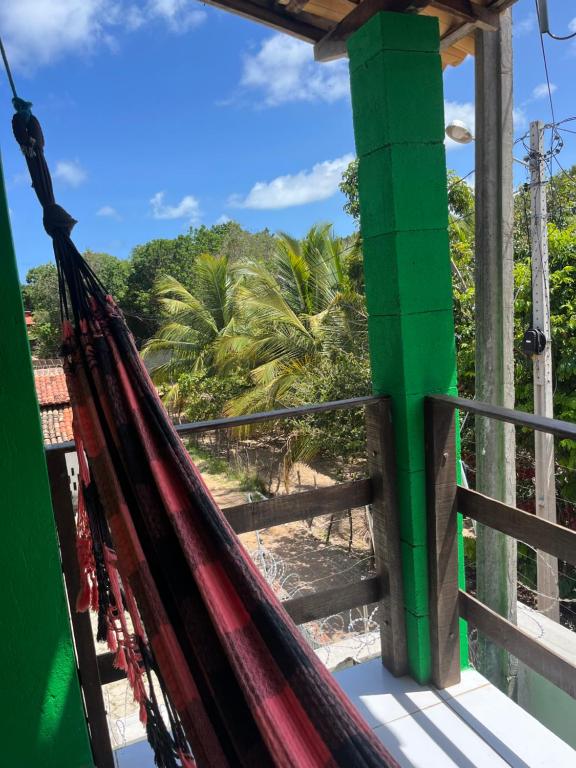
[115,659,575,766]
[335,659,575,767]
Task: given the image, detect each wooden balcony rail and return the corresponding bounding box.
[426,394,576,699]
[46,394,405,766]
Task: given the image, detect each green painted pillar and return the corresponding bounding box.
[0,155,94,766]
[348,12,458,683]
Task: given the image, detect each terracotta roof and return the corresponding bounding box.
[34,368,70,407]
[40,405,74,445]
[34,364,74,445]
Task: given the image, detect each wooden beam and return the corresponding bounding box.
[440,21,474,50]
[200,0,327,42]
[432,0,498,31]
[425,398,461,689]
[225,479,373,534]
[365,400,408,676]
[429,394,576,442]
[457,486,576,566]
[283,574,386,624]
[314,0,430,62]
[47,451,115,768]
[460,591,576,699]
[98,574,386,684]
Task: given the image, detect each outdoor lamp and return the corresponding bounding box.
[445,120,474,144]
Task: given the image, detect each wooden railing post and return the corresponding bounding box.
[46,449,115,768]
[365,399,408,676]
[425,398,460,688]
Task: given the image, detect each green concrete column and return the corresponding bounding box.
[0,155,94,766]
[348,12,457,683]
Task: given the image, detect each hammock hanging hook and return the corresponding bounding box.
[0,35,33,117]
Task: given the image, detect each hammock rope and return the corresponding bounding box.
[5,48,399,767]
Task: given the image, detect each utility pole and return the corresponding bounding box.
[474,10,517,695]
[528,120,559,621]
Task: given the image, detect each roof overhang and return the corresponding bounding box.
[201,0,518,68]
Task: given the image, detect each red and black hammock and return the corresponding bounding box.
[13,98,397,768]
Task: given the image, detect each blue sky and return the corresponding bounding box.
[1,0,575,278]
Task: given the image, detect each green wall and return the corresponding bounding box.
[0,154,94,767]
[348,12,459,683]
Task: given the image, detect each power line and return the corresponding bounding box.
[536,0,576,41]
[534,0,557,127]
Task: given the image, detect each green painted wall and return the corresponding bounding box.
[0,154,94,767]
[348,12,459,683]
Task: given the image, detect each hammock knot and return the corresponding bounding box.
[43,202,77,239]
[12,109,44,158]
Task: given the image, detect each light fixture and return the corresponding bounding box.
[445,120,474,145]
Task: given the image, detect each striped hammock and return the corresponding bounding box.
[13,99,398,768]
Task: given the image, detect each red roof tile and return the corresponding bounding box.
[34,369,70,407]
[40,405,74,445]
[34,365,74,445]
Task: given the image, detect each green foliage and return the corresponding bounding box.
[339,158,360,224]
[123,235,198,341]
[84,250,130,303]
[142,252,240,406]
[285,351,372,468]
[22,253,130,357]
[22,263,60,326]
[175,370,250,423]
[218,224,367,415]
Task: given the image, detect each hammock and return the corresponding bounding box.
[12,98,398,768]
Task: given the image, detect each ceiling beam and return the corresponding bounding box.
[433,1,498,31]
[201,0,326,42]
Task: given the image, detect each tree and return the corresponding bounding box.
[23,253,130,357]
[142,252,239,405]
[83,250,130,303]
[123,235,198,342]
[339,158,360,223]
[218,224,367,414]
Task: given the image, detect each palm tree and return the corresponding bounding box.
[142,252,237,405]
[217,224,367,415]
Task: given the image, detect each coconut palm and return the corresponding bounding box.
[142,252,238,404]
[217,224,367,415]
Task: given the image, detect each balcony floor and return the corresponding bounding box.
[114,658,575,767]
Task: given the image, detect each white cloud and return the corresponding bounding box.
[150,191,200,223]
[97,205,121,219]
[147,0,206,31]
[54,160,87,187]
[444,101,475,150]
[215,214,231,225]
[513,107,527,131]
[570,18,576,33]
[230,154,354,210]
[240,34,349,107]
[0,0,206,70]
[532,82,557,100]
[515,15,535,36]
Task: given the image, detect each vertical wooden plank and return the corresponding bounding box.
[46,450,115,768]
[366,399,408,676]
[425,398,461,688]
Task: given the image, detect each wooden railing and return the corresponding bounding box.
[46,395,406,767]
[425,394,576,698]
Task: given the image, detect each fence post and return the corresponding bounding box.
[366,399,408,676]
[46,449,115,768]
[425,398,460,688]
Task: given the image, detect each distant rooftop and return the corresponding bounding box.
[34,362,73,445]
